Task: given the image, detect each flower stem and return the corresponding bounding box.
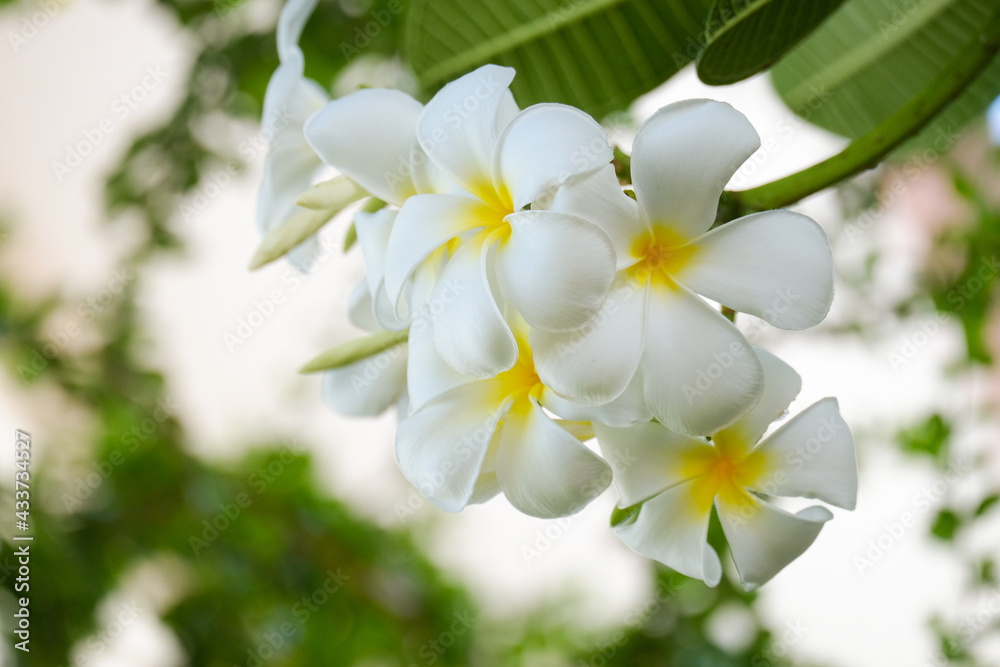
[730,9,1000,212]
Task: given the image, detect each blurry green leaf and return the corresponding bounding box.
[896,414,951,463]
[404,0,714,118]
[978,558,997,585]
[931,174,1000,364]
[695,0,846,85]
[771,0,1000,150]
[975,493,1000,517]
[931,509,962,541]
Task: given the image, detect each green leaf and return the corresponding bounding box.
[771,0,1000,147]
[696,0,846,85]
[978,558,997,585]
[975,493,1000,517]
[404,0,714,119]
[896,413,951,463]
[931,508,962,541]
[300,329,409,373]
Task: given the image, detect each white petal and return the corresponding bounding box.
[494,103,612,210]
[680,211,834,330]
[257,56,329,272]
[615,481,722,586]
[531,279,646,406]
[276,0,317,62]
[384,193,494,304]
[593,421,712,507]
[632,100,759,240]
[354,208,392,298]
[541,376,651,428]
[641,286,763,436]
[751,398,858,510]
[495,401,612,518]
[394,382,504,512]
[717,494,832,591]
[469,430,503,504]
[410,139,462,196]
[417,65,517,205]
[258,60,325,233]
[496,211,615,332]
[548,165,647,268]
[431,237,518,378]
[355,208,408,330]
[406,316,476,413]
[321,343,407,417]
[304,88,423,206]
[346,278,379,332]
[261,56,328,157]
[719,347,801,446]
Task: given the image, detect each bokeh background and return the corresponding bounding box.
[1,0,1000,665]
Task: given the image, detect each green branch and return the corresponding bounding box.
[731,9,1000,212]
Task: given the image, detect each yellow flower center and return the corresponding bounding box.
[684,430,766,514]
[491,337,543,410]
[627,226,698,289]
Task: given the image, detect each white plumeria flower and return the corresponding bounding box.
[257,0,329,271]
[595,348,857,591]
[532,99,835,436]
[396,311,613,518]
[384,64,618,378]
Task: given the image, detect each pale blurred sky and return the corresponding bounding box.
[1,1,998,666]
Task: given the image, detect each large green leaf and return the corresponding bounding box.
[696,0,846,85]
[771,0,1000,146]
[403,0,715,119]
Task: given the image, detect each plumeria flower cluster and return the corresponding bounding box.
[251,0,858,590]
